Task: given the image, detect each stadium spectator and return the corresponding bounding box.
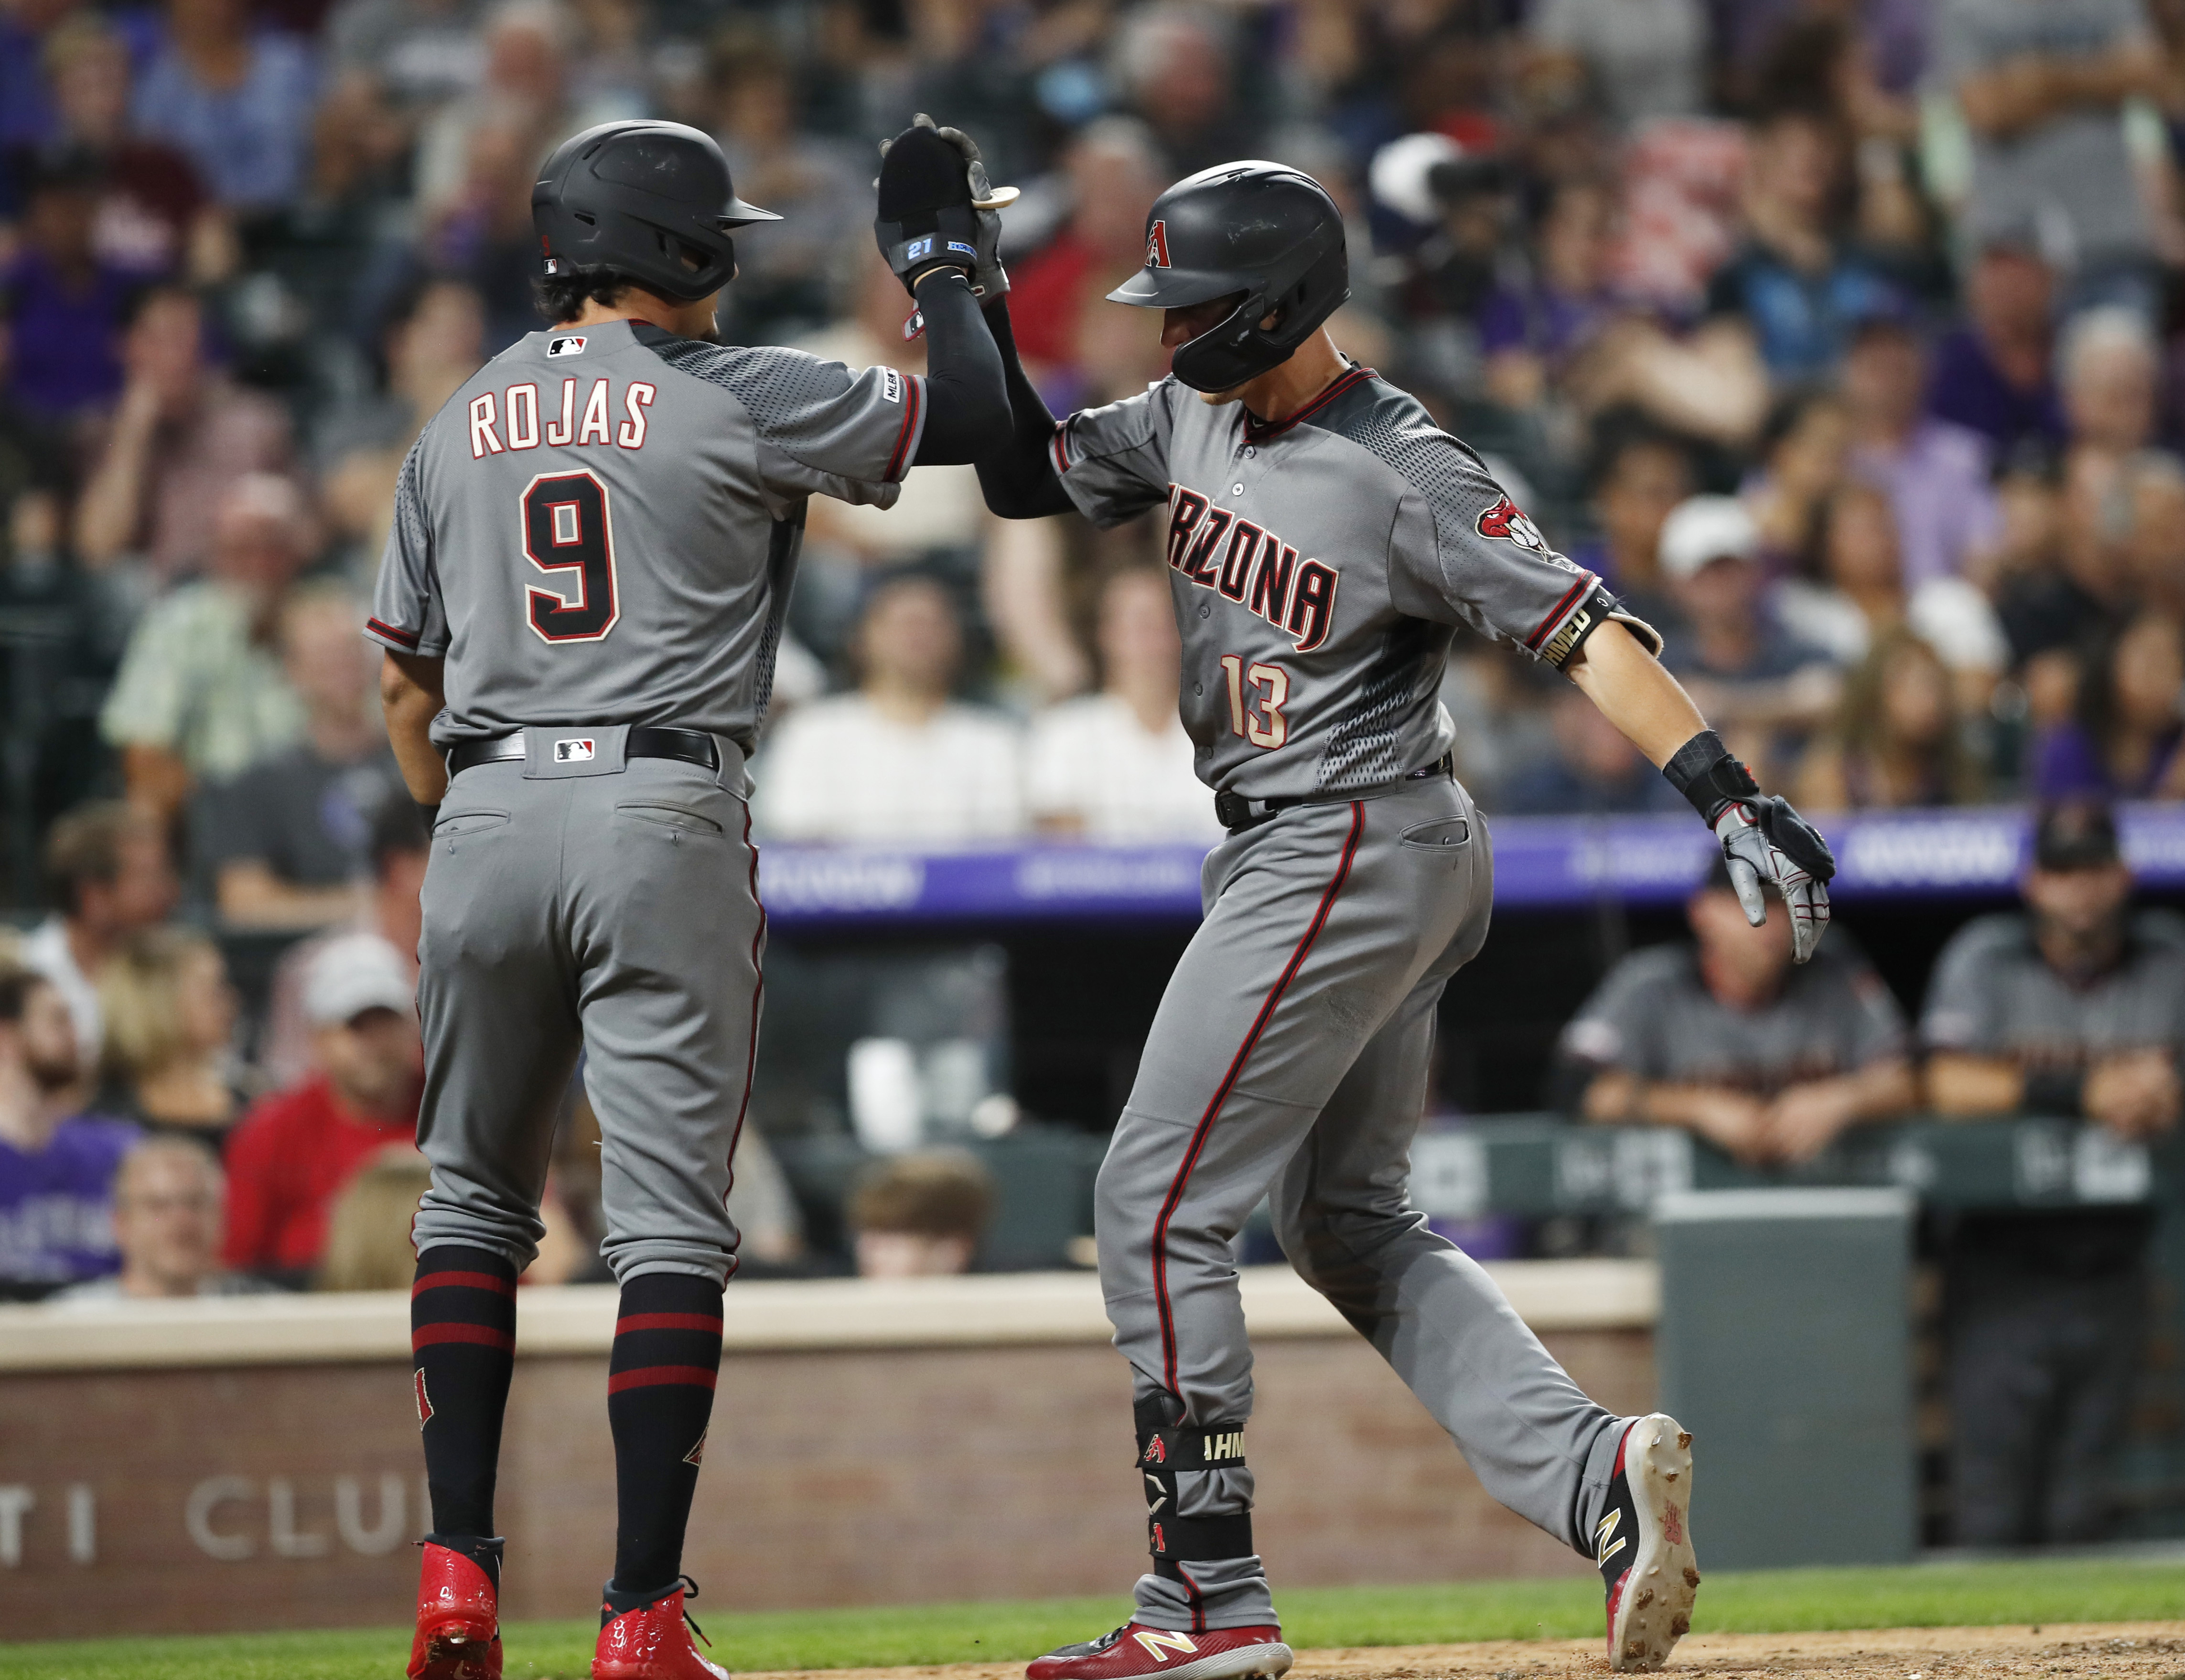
[848,1149,995,1278]
[99,471,313,821]
[95,927,247,1143]
[0,150,144,420]
[2032,611,2185,800]
[1557,858,1914,1163]
[2059,307,2160,482]
[1702,107,1898,386]
[1654,494,1839,773]
[1926,241,2067,455]
[1026,567,1221,841]
[0,962,137,1298]
[1923,800,2184,1545]
[1496,684,1689,815]
[324,0,483,114]
[1567,419,1694,632]
[258,794,426,1089]
[73,284,295,577]
[1841,312,2000,588]
[1938,0,2164,321]
[2122,453,2185,620]
[1744,388,1851,571]
[47,1133,269,1300]
[1111,5,1259,180]
[1776,482,2011,704]
[23,801,179,1064]
[221,932,420,1278]
[131,0,319,213]
[757,575,1027,844]
[0,0,75,149]
[1523,0,1705,131]
[1795,629,1990,811]
[37,15,226,281]
[312,1141,430,1289]
[197,583,399,928]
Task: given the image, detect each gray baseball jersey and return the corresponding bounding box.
[1921,911,2185,1068]
[1052,365,1656,800]
[1561,940,1908,1093]
[366,319,924,756]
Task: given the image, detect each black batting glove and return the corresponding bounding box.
[1663,730,1836,963]
[874,114,1017,298]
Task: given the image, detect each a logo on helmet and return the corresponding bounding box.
[1146,220,1172,270]
[1476,495,1550,553]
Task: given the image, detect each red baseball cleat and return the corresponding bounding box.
[1026,1623,1292,1680]
[593,1577,731,1680]
[409,1540,503,1680]
[1597,1413,1700,1672]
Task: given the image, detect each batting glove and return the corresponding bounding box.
[1664,730,1836,963]
[875,114,1015,300]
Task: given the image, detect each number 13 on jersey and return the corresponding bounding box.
[1220,655,1289,749]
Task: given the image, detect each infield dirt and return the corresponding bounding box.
[742,1622,2185,1680]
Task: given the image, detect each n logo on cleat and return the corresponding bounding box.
[1133,1630,1198,1661]
[1594,1509,1626,1565]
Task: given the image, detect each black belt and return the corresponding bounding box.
[446,726,720,777]
[1214,751,1454,835]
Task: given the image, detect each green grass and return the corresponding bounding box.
[5,1558,2184,1680]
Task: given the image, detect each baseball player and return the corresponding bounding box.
[373,119,1008,1680]
[932,150,1840,1678]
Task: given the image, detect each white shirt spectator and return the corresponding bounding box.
[1777,577,2011,674]
[23,916,102,1065]
[1027,696,1223,842]
[757,695,1027,844]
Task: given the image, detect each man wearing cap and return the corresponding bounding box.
[1924,801,2185,1545]
[1558,857,1914,1162]
[1655,495,1839,774]
[220,933,422,1281]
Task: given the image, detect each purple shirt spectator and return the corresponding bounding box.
[0,1114,139,1290]
[2033,720,2181,798]
[1851,420,2001,588]
[0,12,59,149]
[0,249,141,417]
[1478,285,1612,364]
[133,26,317,210]
[1927,323,2067,453]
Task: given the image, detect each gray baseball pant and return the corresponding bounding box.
[409,735,760,1285]
[1096,775,1625,1631]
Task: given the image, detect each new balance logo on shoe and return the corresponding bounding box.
[1132,1631,1198,1661]
[1595,1508,1626,1566]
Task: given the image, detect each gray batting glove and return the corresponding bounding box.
[879,113,1016,300]
[1714,795,1835,964]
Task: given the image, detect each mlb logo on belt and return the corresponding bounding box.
[548,335,587,357]
[556,738,596,762]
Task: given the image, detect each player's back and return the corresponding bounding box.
[380,319,916,754]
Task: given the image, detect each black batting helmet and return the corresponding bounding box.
[1108,161,1349,393]
[532,120,779,304]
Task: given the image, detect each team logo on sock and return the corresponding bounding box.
[414,1369,434,1427]
[684,1430,708,1467]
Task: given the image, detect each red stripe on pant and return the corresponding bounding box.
[607,1364,721,1395]
[1149,800,1366,1402]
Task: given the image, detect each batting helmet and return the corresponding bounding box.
[532,121,779,305]
[1107,161,1349,393]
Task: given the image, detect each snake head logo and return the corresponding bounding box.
[1476,494,1550,553]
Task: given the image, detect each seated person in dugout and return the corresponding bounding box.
[1922,800,2185,1547]
[1557,858,1914,1164]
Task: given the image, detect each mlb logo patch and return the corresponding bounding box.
[548,335,587,357]
[555,738,596,762]
[882,367,903,403]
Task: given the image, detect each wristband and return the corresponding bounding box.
[1662,729,1760,825]
[2022,1066,2086,1117]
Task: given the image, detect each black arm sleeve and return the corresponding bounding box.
[972,298,1077,520]
[911,270,1012,466]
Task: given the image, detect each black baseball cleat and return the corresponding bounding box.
[1596,1413,1699,1671]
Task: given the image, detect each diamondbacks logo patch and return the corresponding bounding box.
[1476,494,1550,552]
[548,335,587,357]
[1142,1436,1167,1466]
[1145,219,1172,269]
[414,1370,434,1427]
[684,1430,708,1467]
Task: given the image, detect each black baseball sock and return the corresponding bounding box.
[607,1271,724,1595]
[412,1245,519,1565]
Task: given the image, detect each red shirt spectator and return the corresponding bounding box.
[221,934,421,1275]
